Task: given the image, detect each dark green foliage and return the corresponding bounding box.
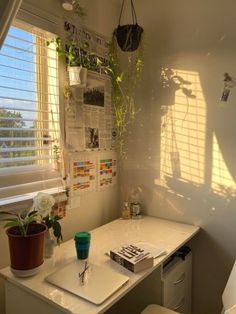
[42,214,63,245]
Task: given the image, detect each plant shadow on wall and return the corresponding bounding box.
[152,68,236,219]
[159,67,196,115]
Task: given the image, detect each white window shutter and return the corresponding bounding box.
[0,21,63,199]
[0,0,22,49]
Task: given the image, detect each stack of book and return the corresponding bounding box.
[110,243,154,273]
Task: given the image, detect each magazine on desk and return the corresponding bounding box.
[110,242,166,273]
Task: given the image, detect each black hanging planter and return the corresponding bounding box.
[114,0,143,52]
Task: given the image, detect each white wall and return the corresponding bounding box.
[121,1,236,313]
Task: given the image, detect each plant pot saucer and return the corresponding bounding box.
[11,263,43,277]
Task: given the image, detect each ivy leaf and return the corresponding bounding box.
[43,215,53,229]
[116,73,123,83]
[53,220,61,237]
[96,57,102,66]
[47,219,53,229]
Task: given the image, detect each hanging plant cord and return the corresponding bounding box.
[118,0,137,26]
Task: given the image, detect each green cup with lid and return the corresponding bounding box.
[74,232,91,259]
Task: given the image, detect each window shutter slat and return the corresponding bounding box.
[0,117,59,123]
[1,137,49,141]
[0,127,60,132]
[0,146,52,153]
[0,105,59,115]
[0,154,56,163]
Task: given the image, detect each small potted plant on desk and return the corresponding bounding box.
[48,37,88,87]
[0,192,63,277]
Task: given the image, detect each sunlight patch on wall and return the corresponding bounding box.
[211,134,236,196]
[160,69,206,186]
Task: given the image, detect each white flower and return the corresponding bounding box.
[33,192,55,217]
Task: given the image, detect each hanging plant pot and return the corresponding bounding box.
[6,223,47,277]
[115,24,143,52]
[68,66,87,87]
[114,0,143,52]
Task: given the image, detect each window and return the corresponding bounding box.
[0,20,62,199]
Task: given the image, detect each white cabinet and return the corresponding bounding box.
[162,252,192,314]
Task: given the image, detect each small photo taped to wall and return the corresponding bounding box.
[221,88,230,102]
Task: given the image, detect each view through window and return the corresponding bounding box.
[0,21,60,172]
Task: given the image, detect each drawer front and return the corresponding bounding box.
[163,260,186,305]
[167,296,185,314]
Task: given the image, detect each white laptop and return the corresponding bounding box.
[45,260,129,305]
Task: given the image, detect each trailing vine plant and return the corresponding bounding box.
[107,35,144,158]
[48,33,144,158]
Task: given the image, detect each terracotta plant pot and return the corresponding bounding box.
[6,223,47,277]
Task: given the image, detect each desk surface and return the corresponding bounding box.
[0,216,199,314]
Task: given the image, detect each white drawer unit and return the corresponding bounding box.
[162,251,192,314]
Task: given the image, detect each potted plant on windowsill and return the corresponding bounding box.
[47,37,88,87]
[0,192,63,277]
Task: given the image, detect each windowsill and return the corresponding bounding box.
[0,187,66,209]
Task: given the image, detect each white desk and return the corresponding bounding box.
[0,216,199,314]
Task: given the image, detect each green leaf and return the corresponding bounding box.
[57,234,63,245]
[26,216,37,224]
[28,210,38,217]
[96,57,102,66]
[56,37,61,44]
[4,221,20,228]
[54,215,62,221]
[20,209,29,219]
[52,220,62,244]
[1,218,19,222]
[44,217,53,229]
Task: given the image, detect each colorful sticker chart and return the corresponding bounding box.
[70,154,96,195]
[51,193,68,218]
[98,154,117,191]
